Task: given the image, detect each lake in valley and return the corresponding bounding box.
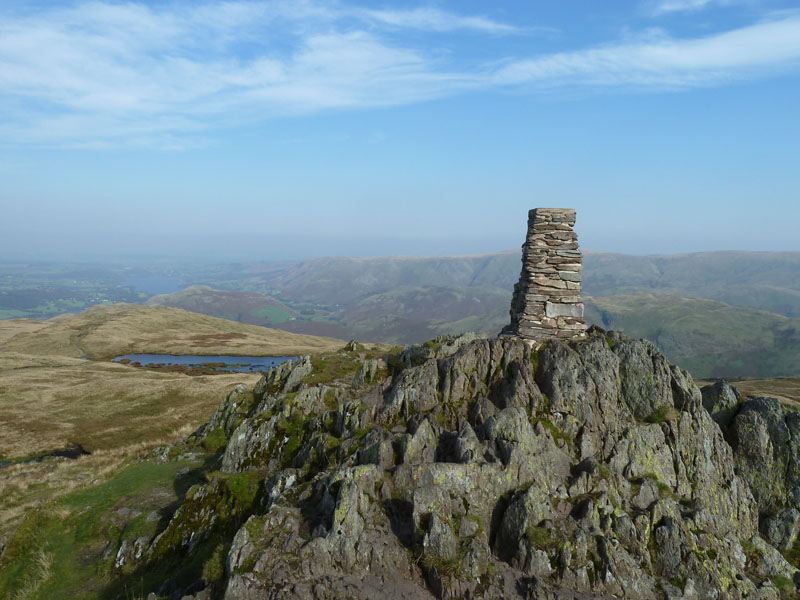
[113,353,296,373]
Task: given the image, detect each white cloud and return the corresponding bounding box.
[648,0,737,16]
[493,14,800,88]
[362,7,520,34]
[0,2,799,147]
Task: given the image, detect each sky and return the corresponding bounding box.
[1,0,799,261]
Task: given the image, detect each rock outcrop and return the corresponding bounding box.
[503,208,587,341]
[128,330,800,599]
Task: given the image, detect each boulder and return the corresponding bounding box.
[700,381,740,428]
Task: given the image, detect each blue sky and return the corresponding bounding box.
[1,0,799,260]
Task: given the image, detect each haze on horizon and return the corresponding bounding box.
[1,0,799,262]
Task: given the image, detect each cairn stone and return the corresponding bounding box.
[502,208,587,341]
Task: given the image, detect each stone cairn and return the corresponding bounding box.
[502,208,587,341]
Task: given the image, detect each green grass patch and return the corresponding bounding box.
[423,338,446,353]
[525,525,556,552]
[216,470,263,507]
[420,553,462,578]
[669,576,685,589]
[0,458,203,600]
[305,354,362,385]
[249,305,294,324]
[783,536,800,567]
[352,427,371,441]
[531,417,570,451]
[201,427,227,454]
[641,473,678,500]
[277,414,308,468]
[202,542,226,586]
[323,388,338,410]
[773,574,795,596]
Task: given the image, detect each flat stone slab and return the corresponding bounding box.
[545,302,584,318]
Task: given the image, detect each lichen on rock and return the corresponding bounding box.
[131,333,800,599]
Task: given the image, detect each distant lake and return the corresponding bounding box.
[124,276,185,295]
[113,353,296,373]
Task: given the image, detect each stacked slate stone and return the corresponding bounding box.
[503,208,587,341]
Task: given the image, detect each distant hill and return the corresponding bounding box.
[583,251,800,317]
[584,294,800,378]
[241,250,800,316]
[144,261,800,377]
[145,285,297,326]
[258,251,520,306]
[4,249,799,377]
[0,303,343,360]
[279,285,511,344]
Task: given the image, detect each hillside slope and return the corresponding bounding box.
[7,332,800,598]
[258,252,520,306]
[0,303,343,360]
[584,294,800,378]
[145,285,298,326]
[0,306,349,551]
[584,251,800,317]
[248,250,800,317]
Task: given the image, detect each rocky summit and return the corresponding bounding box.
[127,330,800,599]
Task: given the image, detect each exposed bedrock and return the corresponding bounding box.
[140,330,800,599]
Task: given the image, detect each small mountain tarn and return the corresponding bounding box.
[502,208,586,342]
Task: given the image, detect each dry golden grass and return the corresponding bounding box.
[0,353,261,460]
[0,303,347,546]
[10,547,53,600]
[696,376,800,410]
[1,303,343,359]
[732,377,800,408]
[0,319,48,344]
[0,304,343,460]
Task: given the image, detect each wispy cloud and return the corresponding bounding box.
[647,0,737,16]
[362,7,520,34]
[493,14,800,88]
[1,2,799,148]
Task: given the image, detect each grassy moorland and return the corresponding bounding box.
[0,327,385,600]
[0,319,48,344]
[0,359,259,574]
[0,302,343,359]
[0,352,262,461]
[0,454,210,600]
[0,304,345,559]
[730,377,800,408]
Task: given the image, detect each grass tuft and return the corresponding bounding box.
[202,542,226,585]
[525,525,556,552]
[420,553,461,578]
[644,405,679,424]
